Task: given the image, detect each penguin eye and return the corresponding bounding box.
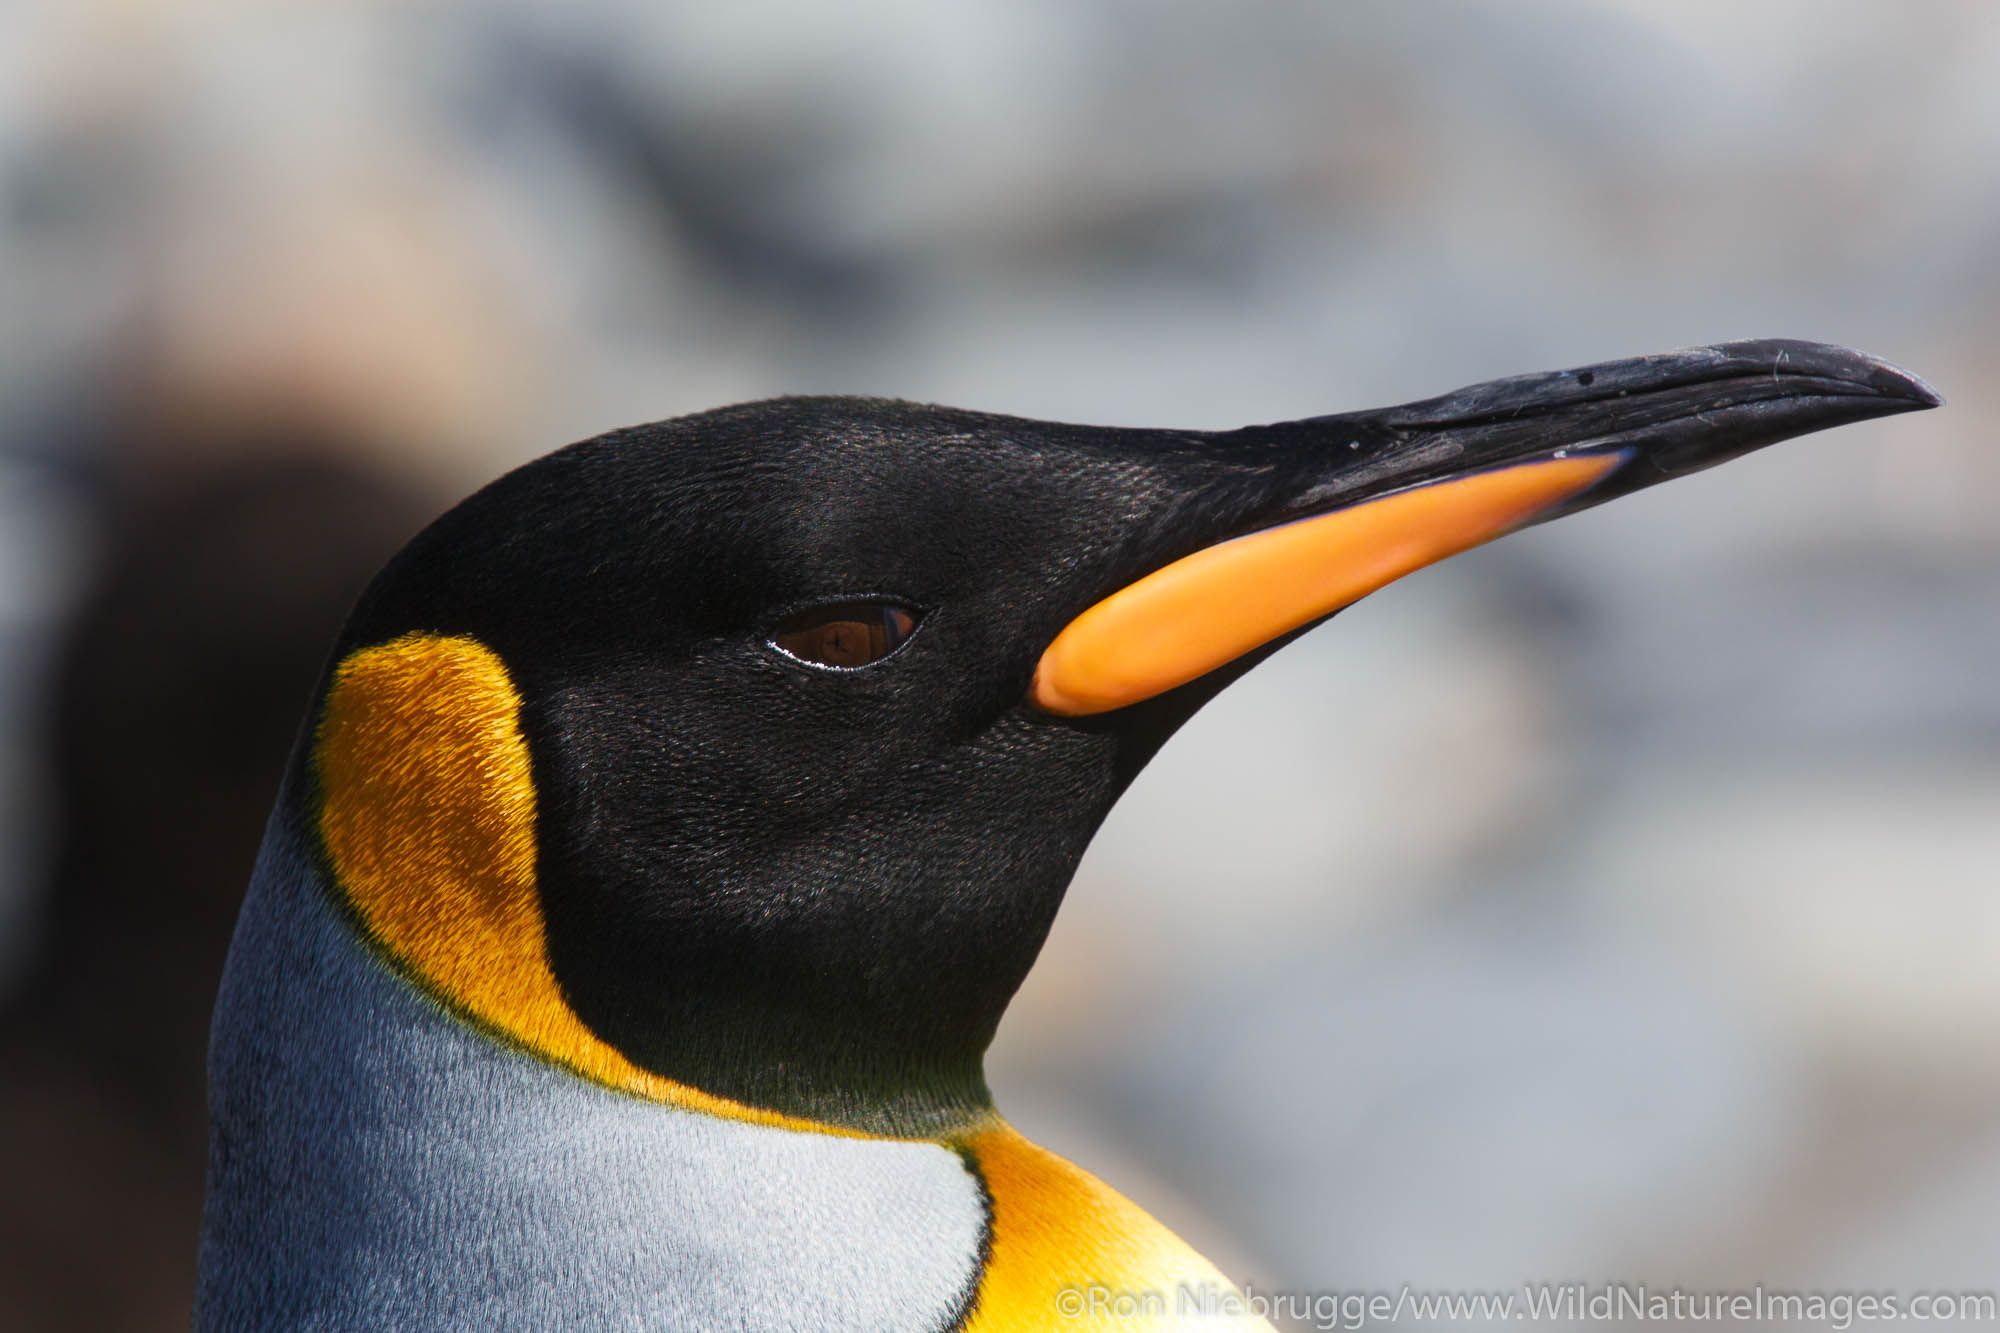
[770,601,918,670]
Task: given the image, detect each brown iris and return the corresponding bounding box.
[771,601,918,669]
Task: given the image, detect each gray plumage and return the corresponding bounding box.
[196,802,986,1331]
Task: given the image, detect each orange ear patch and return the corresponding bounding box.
[313,632,868,1137]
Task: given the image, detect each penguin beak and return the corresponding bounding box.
[1032,339,1940,717]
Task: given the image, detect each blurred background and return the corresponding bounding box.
[0,0,1993,1327]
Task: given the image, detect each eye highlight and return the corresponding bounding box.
[770,601,919,670]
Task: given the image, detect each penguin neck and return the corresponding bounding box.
[312,777,1001,1137]
[205,803,1269,1330]
[199,809,999,1329]
[307,629,1011,1138]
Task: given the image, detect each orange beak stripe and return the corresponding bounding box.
[1030,452,1622,716]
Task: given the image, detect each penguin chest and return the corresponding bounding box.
[957,1125,1276,1332]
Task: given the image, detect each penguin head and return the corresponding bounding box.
[306,341,1935,1135]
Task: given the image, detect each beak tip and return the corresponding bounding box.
[1879,364,1944,411]
[1837,348,1943,411]
[1752,338,1942,411]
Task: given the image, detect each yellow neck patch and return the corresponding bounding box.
[960,1125,1273,1332]
[313,631,869,1138]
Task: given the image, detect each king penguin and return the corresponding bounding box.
[196,340,1935,1331]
